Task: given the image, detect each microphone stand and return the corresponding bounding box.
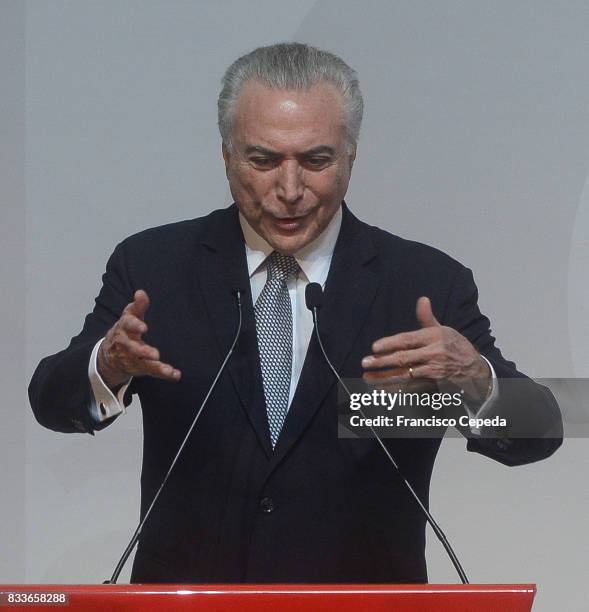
[306,283,469,585]
[103,289,244,584]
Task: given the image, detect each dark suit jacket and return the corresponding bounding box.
[29,203,562,583]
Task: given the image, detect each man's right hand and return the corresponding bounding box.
[97,289,182,390]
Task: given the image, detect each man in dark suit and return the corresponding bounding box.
[29,42,562,584]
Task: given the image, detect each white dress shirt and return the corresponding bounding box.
[241,205,342,405]
[88,205,497,428]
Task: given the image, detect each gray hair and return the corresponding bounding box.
[218,42,363,152]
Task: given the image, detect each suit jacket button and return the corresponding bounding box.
[259,497,274,513]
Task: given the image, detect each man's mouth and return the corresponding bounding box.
[272,214,308,231]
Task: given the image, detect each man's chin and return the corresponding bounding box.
[267,233,311,256]
[269,241,303,256]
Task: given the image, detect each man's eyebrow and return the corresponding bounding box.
[244,146,280,156]
[243,145,336,156]
[300,146,336,156]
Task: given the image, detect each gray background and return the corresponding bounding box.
[1,1,588,610]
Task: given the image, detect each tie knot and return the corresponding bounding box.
[266,251,299,284]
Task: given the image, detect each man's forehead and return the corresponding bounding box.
[233,80,346,149]
[236,78,343,108]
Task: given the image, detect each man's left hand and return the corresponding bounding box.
[361,296,491,402]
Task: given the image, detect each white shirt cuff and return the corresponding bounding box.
[464,355,498,434]
[88,338,131,422]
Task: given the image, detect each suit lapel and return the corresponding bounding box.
[192,205,273,458]
[192,204,380,466]
[268,205,379,471]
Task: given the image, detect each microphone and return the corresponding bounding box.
[104,288,245,584]
[305,281,324,311]
[305,282,469,585]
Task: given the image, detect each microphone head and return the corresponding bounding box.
[305,282,324,311]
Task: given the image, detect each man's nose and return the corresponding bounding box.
[276,160,304,204]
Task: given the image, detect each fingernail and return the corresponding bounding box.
[362,356,373,367]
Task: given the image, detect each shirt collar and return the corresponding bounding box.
[239,205,343,285]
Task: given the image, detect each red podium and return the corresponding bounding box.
[0,584,536,611]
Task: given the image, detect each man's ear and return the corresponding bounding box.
[222,143,231,179]
[348,147,356,172]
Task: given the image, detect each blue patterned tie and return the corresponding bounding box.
[255,251,300,448]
